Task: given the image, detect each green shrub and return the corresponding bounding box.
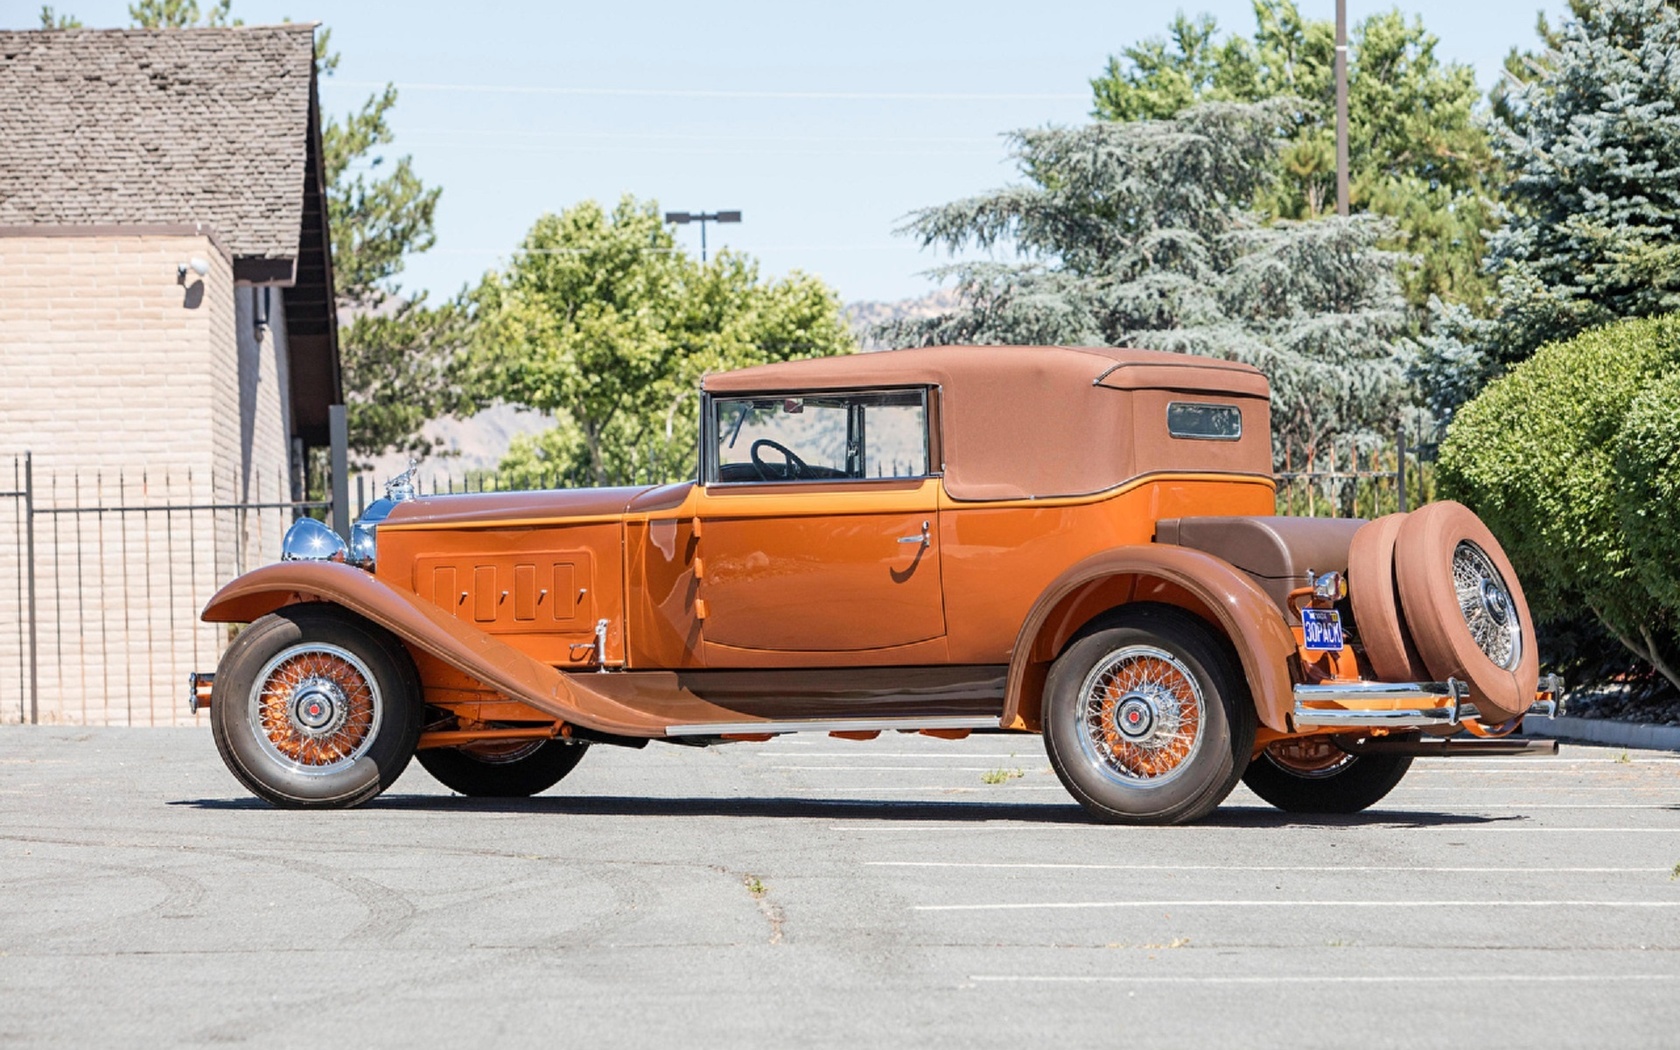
[1438,314,1680,689]
[1615,371,1680,613]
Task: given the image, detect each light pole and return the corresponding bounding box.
[1335,0,1349,217]
[664,210,741,262]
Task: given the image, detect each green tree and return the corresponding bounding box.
[128,0,235,27]
[885,102,1410,471]
[1439,313,1680,693]
[312,28,459,462]
[37,6,82,27]
[1090,1,1496,310]
[1418,0,1680,415]
[469,197,854,488]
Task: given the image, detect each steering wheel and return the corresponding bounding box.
[750,438,809,481]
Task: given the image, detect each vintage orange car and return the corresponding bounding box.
[193,345,1560,822]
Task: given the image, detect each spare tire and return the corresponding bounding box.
[1394,501,1540,721]
[1348,513,1431,682]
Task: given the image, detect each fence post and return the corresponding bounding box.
[24,451,37,725]
[329,405,350,541]
[1397,419,1408,515]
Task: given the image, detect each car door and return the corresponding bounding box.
[693,387,945,655]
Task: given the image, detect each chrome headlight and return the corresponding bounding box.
[281,517,347,563]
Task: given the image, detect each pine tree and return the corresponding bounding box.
[1418,0,1680,413]
[1089,1,1496,311]
[885,101,1411,469]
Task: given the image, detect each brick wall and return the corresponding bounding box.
[0,231,296,725]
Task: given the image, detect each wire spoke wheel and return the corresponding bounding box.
[1263,737,1357,779]
[1452,541,1521,671]
[212,607,421,808]
[1043,607,1254,825]
[248,643,384,775]
[1076,645,1206,787]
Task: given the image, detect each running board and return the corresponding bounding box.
[664,715,1001,738]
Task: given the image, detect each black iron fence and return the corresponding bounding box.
[0,453,326,726]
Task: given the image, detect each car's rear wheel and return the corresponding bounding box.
[210,605,421,808]
[1043,605,1256,825]
[1243,737,1412,814]
[417,738,589,797]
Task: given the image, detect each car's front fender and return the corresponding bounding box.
[201,562,666,738]
[1003,545,1300,733]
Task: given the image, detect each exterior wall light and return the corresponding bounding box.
[177,256,210,282]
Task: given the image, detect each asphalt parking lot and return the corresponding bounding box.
[2,726,1678,1049]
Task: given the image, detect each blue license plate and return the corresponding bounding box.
[1302,608,1344,651]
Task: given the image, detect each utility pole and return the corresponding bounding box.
[1335,0,1350,217]
[663,210,742,263]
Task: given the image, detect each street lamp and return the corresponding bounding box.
[1335,0,1348,217]
[663,210,741,262]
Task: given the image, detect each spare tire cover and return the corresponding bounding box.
[1347,513,1431,682]
[1394,501,1540,721]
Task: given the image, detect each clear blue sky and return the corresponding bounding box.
[9,0,1563,304]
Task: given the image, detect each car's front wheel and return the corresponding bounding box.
[1043,605,1256,825]
[210,605,422,808]
[417,738,589,797]
[1242,737,1412,814]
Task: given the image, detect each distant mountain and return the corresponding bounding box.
[364,402,553,483]
[844,288,962,350]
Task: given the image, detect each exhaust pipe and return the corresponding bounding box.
[1335,736,1558,758]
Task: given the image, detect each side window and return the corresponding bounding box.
[711,389,930,483]
[1167,401,1242,441]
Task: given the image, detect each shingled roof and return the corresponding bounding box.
[0,23,341,442]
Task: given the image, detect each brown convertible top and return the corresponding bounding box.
[704,345,1271,500]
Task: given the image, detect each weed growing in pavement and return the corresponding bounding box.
[1616,751,1632,764]
[982,767,1025,784]
[745,876,767,898]
[1670,862,1679,881]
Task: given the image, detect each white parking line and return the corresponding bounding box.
[833,824,1680,832]
[868,862,1669,873]
[1411,759,1680,766]
[917,899,1680,912]
[1409,804,1677,810]
[967,973,1680,985]
[797,785,1068,793]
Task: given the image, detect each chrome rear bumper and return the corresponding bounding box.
[1291,674,1563,731]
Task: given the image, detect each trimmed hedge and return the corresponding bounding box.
[1438,314,1680,686]
[1615,370,1680,614]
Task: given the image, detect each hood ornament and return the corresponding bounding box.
[385,459,418,503]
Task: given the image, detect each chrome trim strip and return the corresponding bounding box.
[1292,705,1484,729]
[1294,680,1453,703]
[664,715,1001,737]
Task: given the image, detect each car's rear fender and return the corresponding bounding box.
[200,561,667,738]
[1003,545,1299,733]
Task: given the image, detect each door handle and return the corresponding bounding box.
[897,520,931,545]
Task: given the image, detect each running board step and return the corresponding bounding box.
[663,715,1001,738]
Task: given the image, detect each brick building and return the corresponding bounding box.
[0,24,341,725]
